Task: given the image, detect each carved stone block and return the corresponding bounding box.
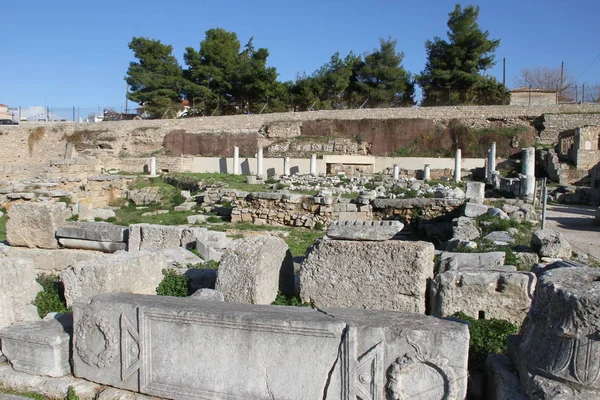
[72,293,469,399]
[326,220,404,241]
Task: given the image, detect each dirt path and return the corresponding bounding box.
[544,204,600,261]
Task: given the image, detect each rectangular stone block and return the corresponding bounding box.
[327,220,404,241]
[73,293,468,399]
[56,222,128,243]
[58,238,127,253]
[465,182,485,204]
[0,244,106,272]
[439,251,506,272]
[300,239,435,313]
[0,314,72,377]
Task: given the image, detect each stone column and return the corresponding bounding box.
[233,146,240,175]
[521,147,536,199]
[392,164,400,179]
[257,147,264,178]
[488,142,496,181]
[283,157,290,176]
[423,164,431,181]
[149,157,157,177]
[454,149,462,182]
[310,154,317,175]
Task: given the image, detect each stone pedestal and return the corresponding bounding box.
[233,146,240,175]
[454,149,462,182]
[423,164,431,181]
[310,153,317,175]
[256,147,263,178]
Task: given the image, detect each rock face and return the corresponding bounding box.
[215,235,294,304]
[0,258,42,329]
[431,268,536,325]
[300,239,435,313]
[72,292,469,399]
[326,220,403,241]
[60,251,169,306]
[6,202,71,249]
[0,313,72,377]
[531,229,572,259]
[452,216,481,241]
[510,267,600,399]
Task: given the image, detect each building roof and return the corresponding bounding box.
[0,104,8,107]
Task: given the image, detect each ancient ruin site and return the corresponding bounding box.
[0,102,599,400]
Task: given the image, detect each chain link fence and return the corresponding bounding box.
[6,105,139,123]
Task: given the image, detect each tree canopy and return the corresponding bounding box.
[417,4,509,106]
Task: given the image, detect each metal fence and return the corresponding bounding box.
[6,105,137,123]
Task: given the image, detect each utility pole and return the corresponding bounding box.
[559,61,564,102]
[502,57,506,104]
[125,81,129,114]
[583,83,586,103]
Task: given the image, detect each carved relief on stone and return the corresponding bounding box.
[120,312,141,383]
[385,331,459,400]
[75,310,119,369]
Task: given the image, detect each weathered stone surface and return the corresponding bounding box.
[6,202,71,249]
[216,235,294,304]
[0,313,72,377]
[151,247,202,268]
[96,387,161,400]
[93,208,117,220]
[194,229,234,262]
[300,239,434,313]
[452,216,481,241]
[58,238,127,253]
[0,258,42,329]
[431,268,536,324]
[488,207,510,219]
[72,292,468,399]
[486,354,528,400]
[190,288,224,301]
[466,181,485,204]
[0,244,106,272]
[531,229,572,259]
[126,187,161,205]
[510,267,600,399]
[326,220,403,241]
[463,202,489,217]
[186,214,209,224]
[515,252,539,270]
[439,251,505,272]
[484,231,515,245]
[0,363,103,399]
[56,222,128,242]
[61,251,169,306]
[445,238,478,251]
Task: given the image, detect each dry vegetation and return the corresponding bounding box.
[27,127,46,155]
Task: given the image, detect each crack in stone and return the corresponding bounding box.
[264,367,276,400]
[321,323,348,400]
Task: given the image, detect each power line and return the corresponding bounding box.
[575,52,600,82]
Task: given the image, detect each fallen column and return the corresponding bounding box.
[73,292,469,399]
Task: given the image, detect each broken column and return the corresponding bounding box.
[310,153,317,175]
[149,157,157,177]
[454,149,462,182]
[233,146,240,175]
[72,292,469,399]
[488,142,496,181]
[521,147,535,199]
[423,164,431,181]
[256,147,264,178]
[392,164,399,179]
[283,156,290,176]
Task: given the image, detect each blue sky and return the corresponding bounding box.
[2,0,599,111]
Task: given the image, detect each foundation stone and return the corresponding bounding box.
[6,202,71,249]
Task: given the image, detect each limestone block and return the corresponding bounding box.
[439,251,506,272]
[0,244,106,272]
[173,202,195,212]
[515,252,539,270]
[56,222,128,242]
[510,267,600,399]
[326,220,403,241]
[0,258,42,329]
[96,387,162,400]
[92,208,116,220]
[0,313,72,377]
[190,288,224,301]
[452,216,481,241]
[463,202,489,217]
[488,207,510,220]
[151,247,202,268]
[137,225,183,250]
[77,198,94,221]
[6,202,71,249]
[58,238,126,253]
[485,354,528,400]
[531,229,572,259]
[186,214,209,224]
[484,231,515,245]
[72,292,468,399]
[300,239,434,313]
[60,251,169,306]
[216,235,294,304]
[430,268,536,325]
[466,182,485,204]
[126,187,161,205]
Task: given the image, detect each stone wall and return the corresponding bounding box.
[557,126,600,170]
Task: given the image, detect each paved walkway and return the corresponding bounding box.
[544,204,600,261]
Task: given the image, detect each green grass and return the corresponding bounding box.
[165,173,271,193]
[0,209,6,242]
[113,203,197,226]
[32,274,70,318]
[271,291,310,307]
[0,385,52,400]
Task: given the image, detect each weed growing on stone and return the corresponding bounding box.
[271,291,310,307]
[0,385,51,400]
[33,274,70,318]
[0,209,7,242]
[451,312,518,369]
[65,386,79,400]
[156,269,191,297]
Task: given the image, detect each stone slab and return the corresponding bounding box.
[6,202,71,249]
[0,314,72,377]
[439,251,506,272]
[56,222,128,242]
[72,292,468,399]
[326,220,403,241]
[300,239,434,313]
[484,231,515,245]
[463,202,489,217]
[58,238,127,253]
[465,182,485,204]
[0,244,106,272]
[0,258,42,329]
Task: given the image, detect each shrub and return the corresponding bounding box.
[33,274,69,318]
[156,269,190,297]
[28,127,46,155]
[206,215,222,223]
[271,292,310,307]
[451,312,518,368]
[203,260,220,270]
